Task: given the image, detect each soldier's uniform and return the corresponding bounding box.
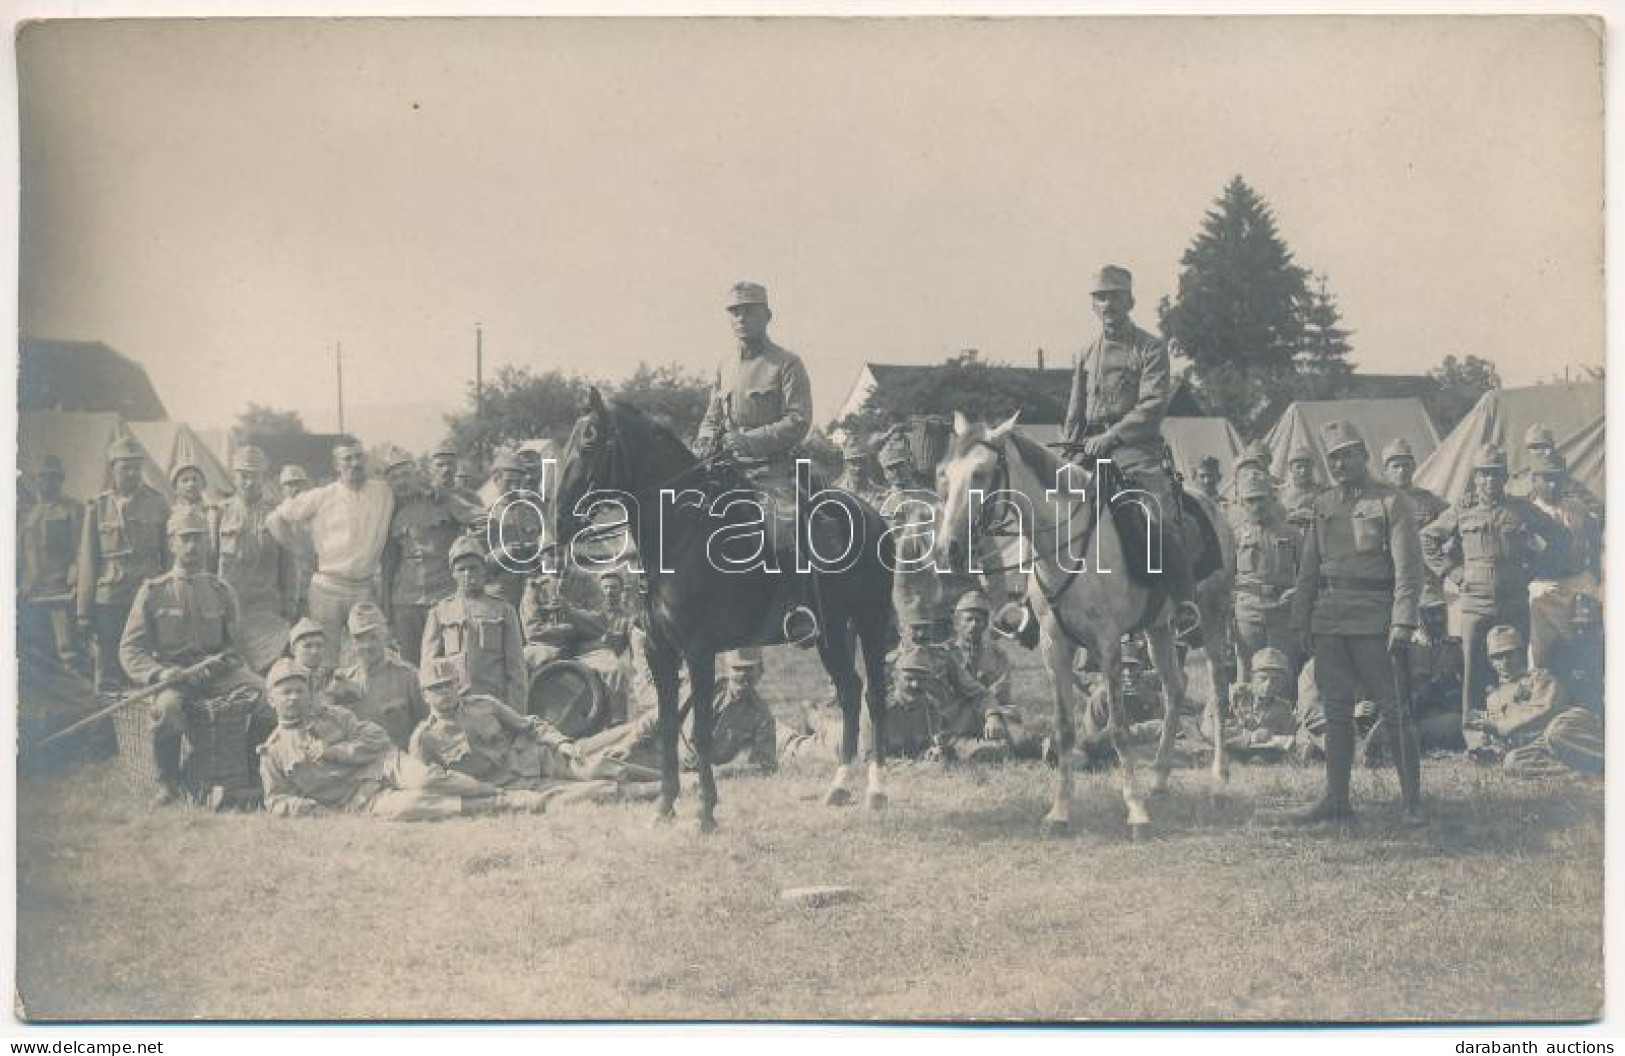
[276,464,316,616]
[521,566,630,718]
[215,446,294,672]
[1506,423,1604,518]
[1381,438,1450,616]
[1551,594,1604,712]
[1225,441,1285,526]
[382,476,480,664]
[1278,445,1321,537]
[20,455,82,663]
[1231,475,1300,674]
[483,450,547,611]
[421,536,527,710]
[884,642,1005,762]
[1220,648,1298,762]
[949,591,1031,755]
[1077,639,1174,762]
[838,436,881,506]
[119,509,271,804]
[78,437,171,690]
[332,602,427,749]
[1420,443,1568,726]
[1289,419,1423,821]
[169,458,219,567]
[1522,449,1602,670]
[1473,626,1603,778]
[288,617,335,695]
[258,658,517,820]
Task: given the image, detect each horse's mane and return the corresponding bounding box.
[1005,429,1062,488]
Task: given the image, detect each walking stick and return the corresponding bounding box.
[1389,637,1422,805]
[33,653,227,748]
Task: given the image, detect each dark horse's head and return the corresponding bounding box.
[555,387,697,552]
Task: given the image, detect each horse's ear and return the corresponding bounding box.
[586,387,607,415]
[952,410,972,437]
[988,409,1022,441]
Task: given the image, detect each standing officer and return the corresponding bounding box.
[20,454,82,665]
[1381,438,1449,621]
[77,436,171,693]
[1289,419,1423,825]
[1231,473,1300,679]
[1062,265,1199,640]
[421,534,527,710]
[381,453,480,664]
[1420,443,1568,729]
[120,509,270,806]
[215,445,295,672]
[693,281,818,642]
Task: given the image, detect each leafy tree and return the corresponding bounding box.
[1158,176,1311,435]
[1294,273,1355,401]
[443,365,596,458]
[833,352,1067,441]
[233,403,306,441]
[612,361,712,442]
[1422,355,1501,434]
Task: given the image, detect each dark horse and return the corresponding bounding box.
[555,390,896,830]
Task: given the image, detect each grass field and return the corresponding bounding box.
[14,644,1605,1023]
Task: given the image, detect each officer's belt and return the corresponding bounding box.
[1318,575,1394,592]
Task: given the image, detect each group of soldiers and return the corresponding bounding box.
[17,269,1607,825]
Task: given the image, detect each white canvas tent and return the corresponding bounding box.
[1416,382,1604,502]
[19,412,235,502]
[1265,399,1441,483]
[1162,417,1246,483]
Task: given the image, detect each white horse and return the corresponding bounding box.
[933,411,1228,837]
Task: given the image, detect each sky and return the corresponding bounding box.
[17,16,1605,448]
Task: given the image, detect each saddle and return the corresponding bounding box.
[1096,462,1222,589]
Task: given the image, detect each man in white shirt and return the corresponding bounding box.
[267,440,395,667]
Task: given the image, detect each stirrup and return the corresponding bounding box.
[783,606,820,648]
[992,601,1032,640]
[1172,600,1203,645]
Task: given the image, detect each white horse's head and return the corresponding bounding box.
[932,409,1022,571]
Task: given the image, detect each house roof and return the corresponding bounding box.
[19,339,168,422]
[847,361,1207,425]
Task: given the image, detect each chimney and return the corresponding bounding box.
[1036,347,1045,370]
[959,348,979,366]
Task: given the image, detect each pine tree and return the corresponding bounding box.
[1294,273,1355,400]
[1158,176,1311,434]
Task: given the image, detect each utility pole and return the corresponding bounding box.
[336,341,345,435]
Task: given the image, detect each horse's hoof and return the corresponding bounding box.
[865,791,888,811]
[823,786,853,807]
[1128,822,1152,842]
[1039,816,1070,838]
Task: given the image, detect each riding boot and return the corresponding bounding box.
[1293,714,1354,824]
[151,730,187,806]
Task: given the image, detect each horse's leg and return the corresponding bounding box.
[859,611,891,809]
[1145,623,1186,796]
[688,651,719,834]
[1203,616,1232,789]
[816,612,862,807]
[1039,618,1076,837]
[648,642,682,824]
[1103,638,1151,839]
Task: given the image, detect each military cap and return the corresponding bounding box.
[266,657,310,688]
[955,590,991,615]
[489,449,524,475]
[1239,474,1272,500]
[431,438,460,460]
[895,646,934,675]
[1524,423,1557,448]
[347,601,389,636]
[879,433,913,467]
[726,281,770,310]
[448,534,488,569]
[170,459,204,486]
[1473,443,1509,473]
[106,436,145,464]
[1527,450,1567,476]
[1485,624,1525,656]
[1287,444,1315,465]
[1381,438,1416,465]
[420,656,460,690]
[289,617,326,645]
[1252,647,1290,674]
[1320,419,1366,456]
[166,508,211,538]
[380,446,414,472]
[1090,265,1133,295]
[279,464,311,486]
[725,648,763,670]
[1238,440,1271,468]
[38,454,63,477]
[231,445,267,473]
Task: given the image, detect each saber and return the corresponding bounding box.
[33,653,227,748]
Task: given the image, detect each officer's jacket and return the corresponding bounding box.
[1420,496,1568,615]
[1528,492,1601,581]
[409,693,566,785]
[77,485,170,615]
[215,495,291,616]
[119,569,241,684]
[1485,668,1566,745]
[1063,324,1171,465]
[1396,485,1450,608]
[22,497,80,597]
[421,592,526,708]
[334,655,427,750]
[1228,684,1298,737]
[694,340,813,467]
[383,489,480,607]
[1291,479,1421,636]
[258,705,395,814]
[698,687,778,769]
[1232,513,1299,603]
[952,638,1012,713]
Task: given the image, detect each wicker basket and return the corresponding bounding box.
[907,415,952,477]
[110,703,161,800]
[109,686,267,803]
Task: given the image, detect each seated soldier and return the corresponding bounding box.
[521,557,629,717]
[885,642,1005,764]
[421,535,526,710]
[948,591,1032,756]
[288,616,334,694]
[1550,593,1604,711]
[1292,658,1381,765]
[257,658,536,819]
[1469,625,1603,779]
[410,657,655,800]
[1216,647,1298,762]
[120,508,274,807]
[330,601,426,750]
[1074,636,1178,766]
